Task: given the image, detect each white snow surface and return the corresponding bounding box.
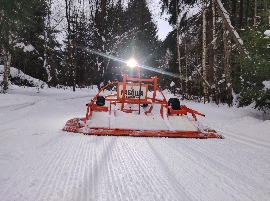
[263,80,270,89]
[264,30,270,37]
[0,86,270,201]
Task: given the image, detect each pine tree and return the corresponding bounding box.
[235,25,270,111]
[121,0,158,76]
[12,0,48,83]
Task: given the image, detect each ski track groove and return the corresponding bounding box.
[78,136,93,201]
[0,132,62,200]
[0,97,39,128]
[122,139,152,201]
[117,138,152,200]
[107,137,125,200]
[29,133,76,200]
[111,138,144,201]
[70,135,87,201]
[135,140,178,200]
[88,136,100,201]
[60,135,85,201]
[28,133,63,200]
[35,134,72,201]
[55,95,93,101]
[108,138,127,201]
[111,141,128,200]
[184,140,270,200]
[0,108,33,128]
[147,139,237,201]
[119,138,183,201]
[161,139,268,201]
[1,139,44,199]
[145,139,201,201]
[120,138,149,201]
[80,137,118,201]
[219,130,270,151]
[107,138,124,201]
[184,139,270,184]
[49,134,78,200]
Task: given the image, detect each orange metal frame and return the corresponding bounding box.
[85,74,166,119]
[63,74,224,139]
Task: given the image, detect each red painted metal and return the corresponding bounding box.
[63,72,224,139]
[63,118,224,139]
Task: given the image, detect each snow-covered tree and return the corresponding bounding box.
[0,0,35,92]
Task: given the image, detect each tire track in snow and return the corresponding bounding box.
[0,101,38,128]
[0,98,37,111]
[55,95,92,101]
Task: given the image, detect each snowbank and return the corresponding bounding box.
[0,65,48,88]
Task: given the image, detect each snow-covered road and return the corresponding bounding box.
[0,87,270,201]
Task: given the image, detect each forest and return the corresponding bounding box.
[0,0,270,111]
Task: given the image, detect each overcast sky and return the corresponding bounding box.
[147,0,173,40]
[52,0,173,43]
[156,14,173,40]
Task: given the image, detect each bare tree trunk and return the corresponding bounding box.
[254,0,257,26]
[212,0,219,104]
[2,48,12,93]
[72,13,78,92]
[43,0,52,86]
[176,0,183,97]
[185,41,188,99]
[65,0,76,91]
[202,0,209,103]
[223,23,232,107]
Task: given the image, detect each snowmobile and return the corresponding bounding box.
[63,62,223,139]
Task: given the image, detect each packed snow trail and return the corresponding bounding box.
[0,88,270,201]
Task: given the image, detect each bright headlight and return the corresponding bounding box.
[127,58,137,68]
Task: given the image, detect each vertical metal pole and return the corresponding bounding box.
[121,74,127,111]
[138,66,141,114]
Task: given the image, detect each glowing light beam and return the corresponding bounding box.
[80,47,180,78]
